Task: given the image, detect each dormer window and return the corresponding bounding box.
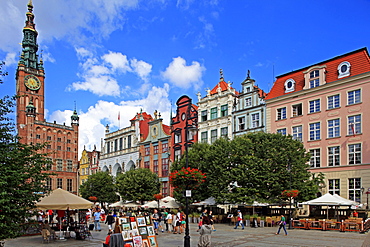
[284,79,295,93]
[309,70,320,88]
[338,61,350,79]
[303,65,326,90]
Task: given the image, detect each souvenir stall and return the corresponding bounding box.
[111,215,158,247]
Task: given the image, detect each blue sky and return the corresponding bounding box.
[1,0,370,153]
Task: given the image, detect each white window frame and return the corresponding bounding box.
[348,178,361,203]
[251,113,260,128]
[309,148,320,168]
[348,89,361,105]
[328,119,340,138]
[277,107,287,120]
[348,115,361,135]
[245,97,252,107]
[238,117,245,130]
[348,143,361,165]
[292,126,302,141]
[328,179,340,195]
[328,146,340,166]
[328,94,340,109]
[309,99,320,113]
[309,122,321,141]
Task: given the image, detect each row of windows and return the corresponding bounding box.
[143,158,169,176]
[277,89,361,120]
[106,135,132,153]
[201,127,228,143]
[36,135,73,144]
[46,178,73,192]
[201,104,229,121]
[237,113,261,131]
[309,143,361,168]
[46,145,74,152]
[328,178,361,202]
[48,159,73,172]
[144,143,169,156]
[277,114,361,141]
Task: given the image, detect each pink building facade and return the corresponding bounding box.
[266,48,370,204]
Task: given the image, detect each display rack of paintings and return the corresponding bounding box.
[116,215,158,247]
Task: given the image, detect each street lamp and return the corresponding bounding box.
[184,99,197,247]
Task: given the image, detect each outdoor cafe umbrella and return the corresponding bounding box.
[36,188,93,240]
[36,188,93,210]
[141,199,181,209]
[301,193,359,219]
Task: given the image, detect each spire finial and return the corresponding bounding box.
[28,0,33,12]
[220,68,224,80]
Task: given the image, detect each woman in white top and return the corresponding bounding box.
[166,212,173,232]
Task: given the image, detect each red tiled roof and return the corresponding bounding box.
[209,78,239,95]
[130,111,153,121]
[162,124,171,135]
[265,48,370,100]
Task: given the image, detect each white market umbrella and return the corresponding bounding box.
[36,188,93,210]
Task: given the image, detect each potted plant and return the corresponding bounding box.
[243,214,251,227]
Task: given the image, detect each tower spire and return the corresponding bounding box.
[21,0,41,70]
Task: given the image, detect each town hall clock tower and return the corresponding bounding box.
[16,0,45,136]
[15,1,80,194]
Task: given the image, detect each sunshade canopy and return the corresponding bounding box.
[109,201,141,208]
[301,193,359,206]
[141,197,181,209]
[36,188,93,210]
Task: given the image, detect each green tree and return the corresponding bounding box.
[171,132,324,205]
[116,168,160,204]
[79,171,119,205]
[0,62,52,240]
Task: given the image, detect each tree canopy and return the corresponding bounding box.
[79,171,119,204]
[0,62,52,240]
[116,168,160,204]
[171,132,324,205]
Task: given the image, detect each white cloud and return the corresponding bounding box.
[0,0,140,56]
[102,51,131,72]
[69,48,153,96]
[4,53,17,66]
[48,84,171,157]
[161,56,205,90]
[130,58,152,82]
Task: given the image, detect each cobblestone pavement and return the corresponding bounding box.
[4,222,368,247]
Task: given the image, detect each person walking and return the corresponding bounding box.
[151,209,160,235]
[197,208,208,232]
[197,216,212,247]
[208,210,216,231]
[173,211,181,234]
[94,209,102,231]
[105,211,115,231]
[275,214,288,235]
[233,210,244,230]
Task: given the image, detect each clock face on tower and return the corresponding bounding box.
[24,75,41,90]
